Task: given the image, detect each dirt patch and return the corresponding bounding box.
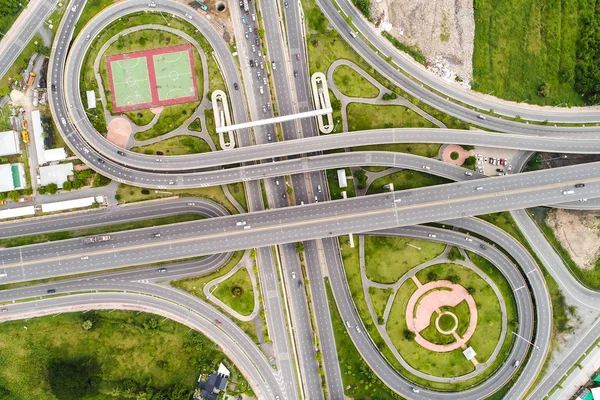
[372,0,474,84]
[106,117,132,148]
[546,209,600,270]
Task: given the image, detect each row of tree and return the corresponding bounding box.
[575,2,600,104]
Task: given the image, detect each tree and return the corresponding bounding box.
[538,82,551,97]
[37,186,47,195]
[403,329,415,340]
[82,320,93,330]
[353,169,367,189]
[0,87,9,97]
[296,242,304,254]
[7,191,19,201]
[12,74,22,82]
[62,181,72,191]
[46,183,58,194]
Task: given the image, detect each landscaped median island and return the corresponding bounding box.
[336,234,517,391]
[332,64,380,98]
[0,310,251,398]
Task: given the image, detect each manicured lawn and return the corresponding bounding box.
[204,109,220,149]
[387,278,474,377]
[366,170,451,195]
[326,168,355,199]
[347,103,436,131]
[438,313,456,331]
[352,143,442,159]
[448,246,465,261]
[227,182,247,211]
[443,300,471,337]
[134,103,201,141]
[419,312,457,345]
[125,109,155,126]
[189,117,202,132]
[325,280,402,399]
[332,65,379,98]
[368,287,393,322]
[213,268,255,316]
[472,0,588,106]
[364,236,446,284]
[328,89,344,134]
[0,311,250,399]
[0,214,203,248]
[116,184,239,215]
[131,135,211,156]
[416,263,505,364]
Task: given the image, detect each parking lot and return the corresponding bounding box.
[473,147,520,176]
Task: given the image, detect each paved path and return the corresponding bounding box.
[358,235,508,382]
[203,251,260,321]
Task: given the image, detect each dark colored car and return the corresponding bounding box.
[254,27,258,34]
[47,289,56,294]
[575,183,585,188]
[479,244,487,250]
[293,70,298,77]
[117,150,125,156]
[234,82,239,90]
[97,158,105,163]
[156,151,164,155]
[255,37,260,46]
[51,84,56,92]
[249,59,254,67]
[296,53,300,61]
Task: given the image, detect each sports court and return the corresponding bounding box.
[106,44,199,113]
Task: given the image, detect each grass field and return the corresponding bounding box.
[325,280,402,399]
[131,135,211,156]
[0,311,250,399]
[213,268,255,316]
[472,0,591,106]
[332,65,379,98]
[326,167,356,199]
[368,286,393,322]
[367,170,451,195]
[227,182,247,211]
[115,184,239,215]
[419,312,457,345]
[387,277,475,377]
[364,236,446,284]
[347,103,436,131]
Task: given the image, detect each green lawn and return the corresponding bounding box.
[448,246,465,261]
[126,109,156,126]
[364,236,446,284]
[204,109,220,149]
[332,65,379,98]
[347,103,436,131]
[116,184,239,215]
[0,214,203,248]
[189,117,202,132]
[387,278,475,377]
[419,312,457,345]
[415,263,506,364]
[328,89,344,134]
[352,143,442,159]
[472,0,589,106]
[213,268,255,316]
[366,170,451,195]
[0,311,250,399]
[325,280,402,399]
[443,300,471,337]
[368,287,393,323]
[131,135,211,156]
[227,182,247,212]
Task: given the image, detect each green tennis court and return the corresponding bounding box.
[109,57,153,108]
[153,50,196,101]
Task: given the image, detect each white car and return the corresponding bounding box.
[185,13,193,19]
[428,233,436,238]
[422,165,431,170]
[465,237,473,242]
[345,320,351,328]
[291,271,296,279]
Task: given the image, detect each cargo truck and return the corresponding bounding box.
[82,235,111,244]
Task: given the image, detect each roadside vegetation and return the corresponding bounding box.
[325,280,402,399]
[0,311,251,398]
[326,167,356,199]
[366,170,450,195]
[368,286,393,322]
[472,0,600,106]
[332,65,379,98]
[213,268,255,316]
[115,184,240,215]
[347,103,436,131]
[364,236,445,283]
[131,135,212,156]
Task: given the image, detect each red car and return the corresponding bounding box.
[1,308,7,313]
[296,53,300,61]
[215,319,222,326]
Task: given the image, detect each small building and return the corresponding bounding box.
[0,163,25,193]
[86,90,97,109]
[44,148,67,163]
[195,363,230,400]
[31,110,46,164]
[462,346,476,361]
[0,130,21,157]
[337,168,347,188]
[41,197,98,213]
[39,162,73,188]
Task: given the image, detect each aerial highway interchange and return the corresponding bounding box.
[1,0,600,399]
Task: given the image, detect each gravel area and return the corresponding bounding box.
[373,0,474,83]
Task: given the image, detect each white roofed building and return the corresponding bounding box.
[39,163,73,188]
[0,163,25,193]
[0,130,20,157]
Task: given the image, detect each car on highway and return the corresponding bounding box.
[345,320,351,328]
[249,59,254,67]
[168,181,175,185]
[97,158,105,163]
[480,243,487,249]
[236,221,247,226]
[465,237,473,242]
[155,158,162,162]
[428,233,436,238]
[251,13,256,21]
[355,325,361,333]
[263,77,267,85]
[282,193,287,199]
[267,133,272,141]
[514,360,520,368]
[563,190,575,195]
[267,102,271,110]
[0,308,7,313]
[296,53,300,61]
[117,150,125,156]
[262,105,267,113]
[251,44,256,52]
[478,114,487,120]
[422,165,430,170]
[185,13,193,19]
[254,27,258,34]
[85,34,91,40]
[71,5,77,12]
[187,202,195,206]
[158,268,167,273]
[215,319,222,325]
[81,256,89,260]
[271,61,276,70]
[149,1,157,7]
[291,271,296,279]
[476,186,483,191]
[255,37,260,46]
[153,232,161,238]
[349,31,357,38]
[51,84,56,92]
[259,86,264,94]
[465,171,473,176]
[60,117,66,126]
[47,289,56,294]
[575,183,585,188]
[234,82,239,90]
[284,1,288,7]
[412,388,420,393]
[293,70,298,77]
[244,32,249,39]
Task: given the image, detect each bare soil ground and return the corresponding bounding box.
[546,209,600,269]
[372,0,474,83]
